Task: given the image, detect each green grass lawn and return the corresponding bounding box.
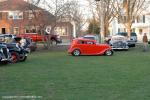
[1,46,150,100]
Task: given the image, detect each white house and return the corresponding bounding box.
[109,0,150,42]
[110,14,150,42]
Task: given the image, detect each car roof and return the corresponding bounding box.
[84,34,97,37]
[0,34,16,37]
[74,38,96,42]
[117,32,137,36]
[112,35,126,38]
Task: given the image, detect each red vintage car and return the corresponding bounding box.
[17,33,62,44]
[68,38,113,56]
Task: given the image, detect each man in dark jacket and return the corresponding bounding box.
[143,33,148,52]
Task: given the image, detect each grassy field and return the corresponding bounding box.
[0,45,150,100]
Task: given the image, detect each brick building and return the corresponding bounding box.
[0,0,58,34]
[0,0,73,40]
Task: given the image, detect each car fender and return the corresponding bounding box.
[97,48,113,55]
[71,48,81,54]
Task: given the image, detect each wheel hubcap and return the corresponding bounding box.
[106,50,112,56]
[74,50,80,56]
[12,54,17,62]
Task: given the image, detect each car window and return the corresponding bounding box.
[78,40,95,45]
[0,37,5,42]
[118,32,127,36]
[131,32,137,36]
[84,37,95,40]
[78,40,85,44]
[87,41,94,44]
[118,32,137,36]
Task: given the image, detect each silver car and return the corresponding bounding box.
[118,32,137,42]
[109,35,129,50]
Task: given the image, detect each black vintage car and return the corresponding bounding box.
[14,36,37,52]
[5,43,29,63]
[0,43,11,64]
[0,42,29,63]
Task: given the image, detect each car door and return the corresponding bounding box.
[76,40,88,54]
[83,41,100,55]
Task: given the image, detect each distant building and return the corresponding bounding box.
[0,0,56,34]
[109,0,150,42]
[0,0,74,40]
[110,14,150,42]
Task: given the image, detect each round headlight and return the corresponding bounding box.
[7,48,9,52]
[0,48,3,52]
[16,43,21,51]
[16,43,19,48]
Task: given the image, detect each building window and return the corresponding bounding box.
[25,26,37,33]
[118,28,126,32]
[139,29,143,35]
[118,16,123,23]
[1,28,6,34]
[132,16,135,23]
[54,27,68,36]
[118,28,120,32]
[143,15,145,23]
[14,27,19,34]
[137,15,145,23]
[29,11,35,19]
[118,15,136,24]
[123,16,127,23]
[132,28,135,32]
[8,11,23,19]
[18,12,23,19]
[118,16,128,23]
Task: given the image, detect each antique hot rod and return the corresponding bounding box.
[68,38,113,56]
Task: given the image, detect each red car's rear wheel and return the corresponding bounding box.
[72,49,81,56]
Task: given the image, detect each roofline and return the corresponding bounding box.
[74,38,96,42]
[0,10,42,12]
[0,0,44,11]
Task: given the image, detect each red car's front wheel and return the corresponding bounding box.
[105,50,113,56]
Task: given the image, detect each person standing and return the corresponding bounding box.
[143,33,148,52]
[20,37,27,48]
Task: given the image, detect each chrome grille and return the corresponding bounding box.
[2,48,8,58]
[112,41,127,48]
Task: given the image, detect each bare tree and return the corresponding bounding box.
[23,0,55,48]
[98,0,116,36]
[114,0,150,37]
[62,0,88,37]
[26,0,82,48]
[87,0,116,42]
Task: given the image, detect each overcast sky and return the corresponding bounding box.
[35,0,92,19]
[32,0,91,29]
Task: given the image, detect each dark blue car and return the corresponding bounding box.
[0,43,11,64]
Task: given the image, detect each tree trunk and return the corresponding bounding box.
[126,21,132,38]
[104,19,109,37]
[100,1,105,43]
[100,17,105,43]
